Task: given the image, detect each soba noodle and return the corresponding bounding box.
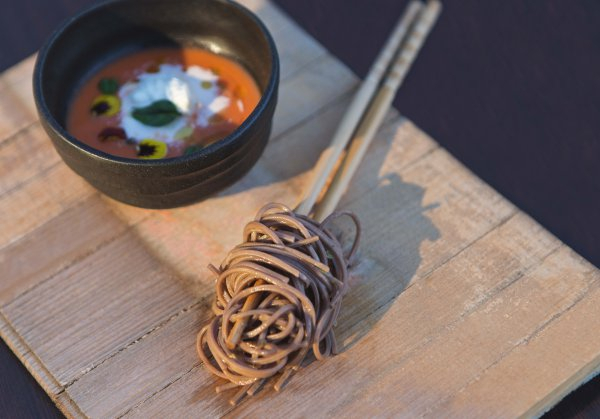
[196,202,360,405]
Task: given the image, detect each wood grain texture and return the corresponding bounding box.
[0,1,599,418]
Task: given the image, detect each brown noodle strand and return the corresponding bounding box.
[196,203,360,404]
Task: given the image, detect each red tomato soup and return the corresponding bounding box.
[67,47,261,159]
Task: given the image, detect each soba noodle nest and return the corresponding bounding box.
[196,202,360,405]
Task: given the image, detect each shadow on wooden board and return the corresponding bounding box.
[335,168,440,351]
[232,115,440,355]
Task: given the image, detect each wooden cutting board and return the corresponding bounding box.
[1,1,599,417]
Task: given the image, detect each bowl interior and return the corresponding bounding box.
[39,0,274,135]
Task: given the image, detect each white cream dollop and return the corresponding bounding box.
[119,64,230,144]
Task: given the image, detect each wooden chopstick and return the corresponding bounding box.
[295,0,424,216]
[313,0,442,222]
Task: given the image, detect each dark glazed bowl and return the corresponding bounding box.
[33,0,279,208]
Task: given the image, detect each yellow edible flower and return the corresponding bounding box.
[90,94,121,117]
[137,139,168,159]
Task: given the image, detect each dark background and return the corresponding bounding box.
[0,0,598,417]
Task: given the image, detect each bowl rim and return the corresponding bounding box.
[33,0,279,168]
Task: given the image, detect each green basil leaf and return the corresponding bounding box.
[98,78,119,94]
[132,100,182,127]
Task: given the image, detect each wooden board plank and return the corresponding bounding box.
[330,247,594,418]
[0,1,599,418]
[1,54,36,87]
[3,230,197,385]
[0,195,146,306]
[0,312,62,396]
[434,273,600,418]
[65,302,208,418]
[0,88,34,144]
[0,164,95,250]
[270,54,357,139]
[0,55,38,144]
[0,123,60,196]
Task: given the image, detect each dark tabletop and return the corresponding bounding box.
[0,0,598,417]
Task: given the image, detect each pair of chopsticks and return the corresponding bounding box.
[296,0,442,221]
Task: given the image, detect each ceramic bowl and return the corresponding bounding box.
[33,0,279,208]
